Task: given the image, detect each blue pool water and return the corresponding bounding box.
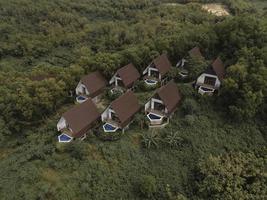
[103,123,118,132]
[145,79,157,84]
[148,113,161,120]
[77,96,87,101]
[200,87,213,92]
[58,134,73,142]
[104,123,116,131]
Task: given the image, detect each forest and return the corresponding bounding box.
[0,0,266,199]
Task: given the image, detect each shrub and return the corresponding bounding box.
[139,175,157,198]
[164,130,185,148]
[106,88,123,101]
[140,130,161,149]
[65,142,87,160]
[181,98,199,115]
[183,115,196,126]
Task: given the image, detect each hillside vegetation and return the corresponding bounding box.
[0,0,266,199]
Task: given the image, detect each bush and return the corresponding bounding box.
[163,130,185,148]
[139,175,157,198]
[183,114,196,126]
[181,98,199,115]
[135,80,159,92]
[178,84,195,98]
[105,88,123,101]
[140,130,161,149]
[65,142,88,160]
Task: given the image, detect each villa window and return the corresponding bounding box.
[111,112,120,123]
[82,86,86,94]
[204,76,216,86]
[154,102,165,112]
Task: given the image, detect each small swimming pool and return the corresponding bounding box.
[199,86,214,92]
[76,95,88,103]
[179,70,188,78]
[147,112,163,121]
[103,123,119,132]
[145,79,158,86]
[58,133,73,143]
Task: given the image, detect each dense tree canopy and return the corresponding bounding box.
[0,0,266,199]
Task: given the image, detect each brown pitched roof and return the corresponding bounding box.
[81,71,107,98]
[188,47,203,58]
[62,99,100,138]
[156,81,181,115]
[211,57,225,81]
[117,63,140,88]
[152,54,172,76]
[111,91,140,128]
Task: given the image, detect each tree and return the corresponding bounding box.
[220,62,266,120]
[181,98,199,115]
[186,56,208,80]
[197,152,267,200]
[139,175,157,198]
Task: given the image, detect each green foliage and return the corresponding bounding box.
[181,98,200,115]
[163,130,186,148]
[105,88,124,101]
[220,61,267,120]
[139,175,157,198]
[197,151,267,200]
[0,0,266,199]
[141,130,161,149]
[186,56,208,80]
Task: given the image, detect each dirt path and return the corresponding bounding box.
[202,3,230,16]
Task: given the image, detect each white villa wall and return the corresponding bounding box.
[101,107,115,122]
[109,74,122,87]
[145,101,151,112]
[176,58,187,68]
[151,98,164,109]
[196,73,221,88]
[143,65,160,79]
[75,81,90,95]
[101,107,109,121]
[57,117,67,131]
[145,98,166,113]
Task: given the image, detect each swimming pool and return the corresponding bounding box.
[145,79,158,86]
[76,95,88,103]
[147,113,162,120]
[103,123,119,132]
[200,87,214,92]
[147,112,163,122]
[58,133,73,143]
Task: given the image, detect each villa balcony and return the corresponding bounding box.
[196,83,216,96]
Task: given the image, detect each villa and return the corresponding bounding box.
[101,91,140,133]
[57,99,101,143]
[143,54,172,86]
[75,71,107,103]
[145,81,181,127]
[109,63,140,93]
[195,57,225,95]
[176,46,204,78]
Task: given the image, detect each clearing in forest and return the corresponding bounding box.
[202,3,230,16]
